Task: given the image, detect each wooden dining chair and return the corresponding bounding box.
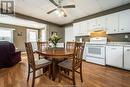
[37,42,49,59]
[25,42,52,87]
[66,42,76,50]
[58,42,85,85]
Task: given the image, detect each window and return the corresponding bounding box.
[27,29,38,50]
[0,27,13,42]
[41,28,46,42]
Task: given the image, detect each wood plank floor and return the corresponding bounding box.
[0,53,130,87]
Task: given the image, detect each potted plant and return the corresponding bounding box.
[49,33,61,48]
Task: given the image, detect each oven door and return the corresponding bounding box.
[86,45,105,58]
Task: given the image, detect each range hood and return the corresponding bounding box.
[90,30,107,37]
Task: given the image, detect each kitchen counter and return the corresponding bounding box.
[107,42,130,46]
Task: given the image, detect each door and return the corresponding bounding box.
[88,18,97,33]
[80,20,88,36]
[106,13,119,34]
[27,29,38,50]
[86,45,105,58]
[119,9,130,33]
[106,46,123,68]
[124,46,130,70]
[65,25,75,42]
[96,16,106,29]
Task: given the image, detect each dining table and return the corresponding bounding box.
[36,47,74,81]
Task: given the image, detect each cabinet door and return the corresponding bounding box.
[124,46,130,70]
[65,26,75,42]
[88,18,97,32]
[96,16,106,29]
[73,22,81,36]
[106,13,119,34]
[119,9,130,33]
[80,20,88,36]
[106,46,123,68]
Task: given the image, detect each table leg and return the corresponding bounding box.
[52,58,56,81]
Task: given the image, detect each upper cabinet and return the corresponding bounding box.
[88,18,97,32]
[106,13,119,34]
[72,9,130,36]
[96,16,106,29]
[73,20,88,36]
[119,9,130,33]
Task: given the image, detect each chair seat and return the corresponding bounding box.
[35,59,52,69]
[58,59,73,70]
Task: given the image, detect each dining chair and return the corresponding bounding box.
[37,42,49,59]
[66,42,76,50]
[58,42,85,85]
[25,42,52,87]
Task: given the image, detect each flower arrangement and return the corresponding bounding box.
[49,33,61,48]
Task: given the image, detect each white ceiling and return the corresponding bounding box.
[15,0,130,25]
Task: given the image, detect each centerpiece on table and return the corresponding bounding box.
[49,33,61,48]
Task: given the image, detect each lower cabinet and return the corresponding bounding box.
[124,46,130,70]
[106,46,123,68]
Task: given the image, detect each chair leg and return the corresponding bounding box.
[27,64,30,82]
[32,70,35,87]
[58,67,61,83]
[72,71,76,85]
[48,65,51,79]
[80,65,83,82]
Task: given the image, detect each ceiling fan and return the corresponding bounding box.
[47,0,75,17]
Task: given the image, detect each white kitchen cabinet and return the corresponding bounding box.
[65,26,75,42]
[96,16,106,29]
[124,46,130,70]
[119,9,130,33]
[73,22,81,36]
[106,46,123,68]
[80,20,88,36]
[106,13,119,34]
[88,18,97,32]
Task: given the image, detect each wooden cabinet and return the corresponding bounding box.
[119,9,130,33]
[106,46,123,68]
[124,46,130,70]
[106,13,119,34]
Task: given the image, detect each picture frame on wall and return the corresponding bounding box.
[51,31,57,36]
[17,32,22,36]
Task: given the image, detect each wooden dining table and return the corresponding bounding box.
[36,48,74,81]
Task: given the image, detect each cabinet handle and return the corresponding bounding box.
[121,29,124,30]
[127,49,130,51]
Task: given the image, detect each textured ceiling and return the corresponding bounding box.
[14,0,130,25]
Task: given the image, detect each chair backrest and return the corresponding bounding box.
[25,42,35,69]
[73,42,85,70]
[66,42,76,50]
[37,42,49,51]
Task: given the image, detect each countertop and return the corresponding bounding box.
[85,42,130,46]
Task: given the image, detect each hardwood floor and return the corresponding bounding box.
[0,53,130,87]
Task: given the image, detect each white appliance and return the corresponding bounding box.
[124,46,130,70]
[106,46,123,68]
[85,37,107,65]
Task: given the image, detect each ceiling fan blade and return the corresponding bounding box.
[49,0,59,6]
[47,9,57,14]
[63,5,75,8]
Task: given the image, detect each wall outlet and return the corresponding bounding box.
[125,35,128,39]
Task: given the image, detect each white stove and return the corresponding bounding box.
[84,37,107,65]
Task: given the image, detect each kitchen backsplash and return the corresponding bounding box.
[76,33,130,42]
